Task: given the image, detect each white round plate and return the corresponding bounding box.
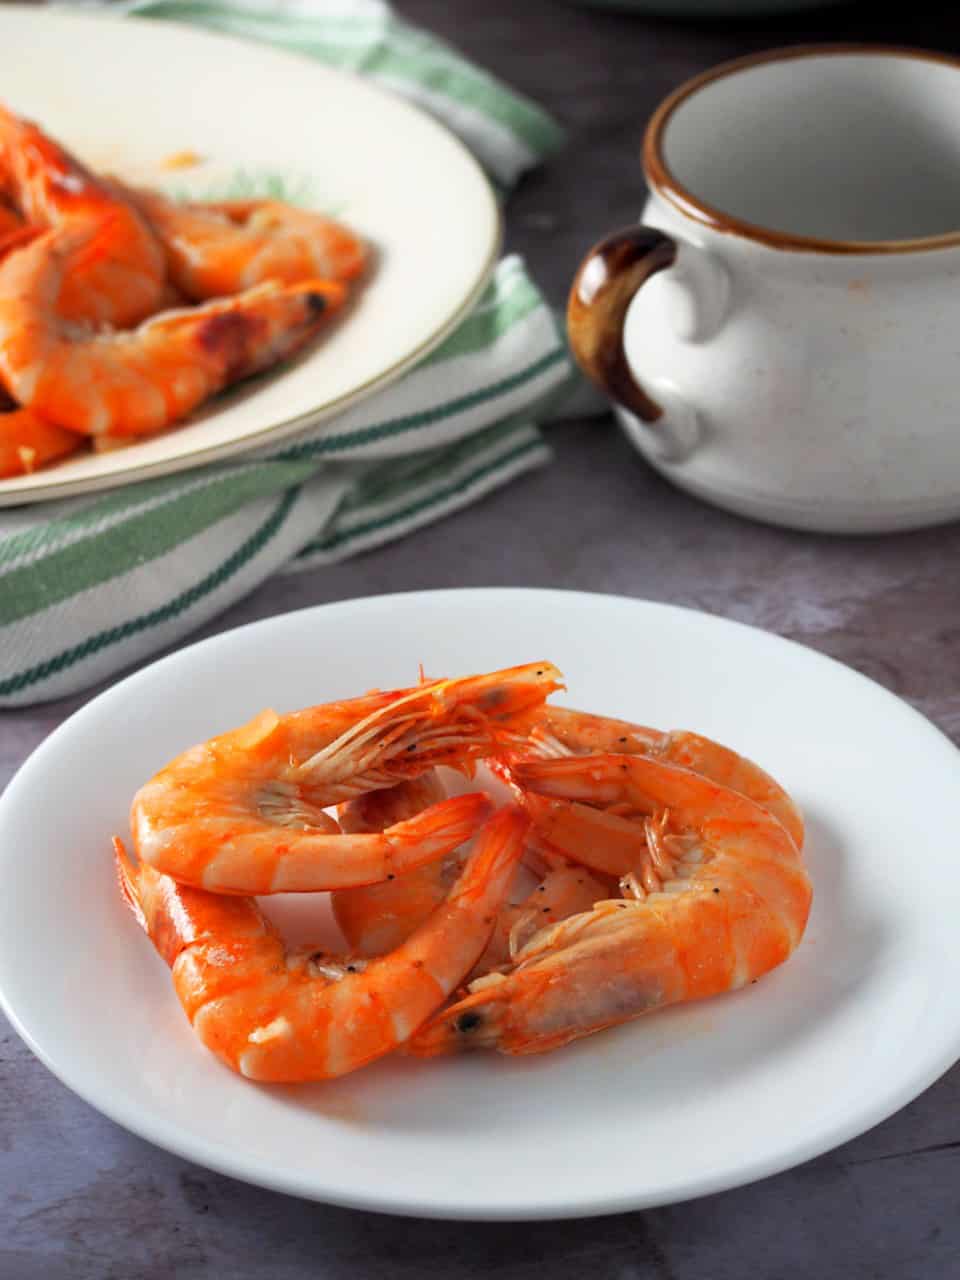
[0,7,500,507]
[2,589,959,1220]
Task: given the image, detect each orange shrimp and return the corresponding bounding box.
[332,773,460,956]
[0,202,41,263]
[477,859,613,973]
[332,772,611,975]
[409,753,811,1057]
[0,224,40,261]
[0,200,39,260]
[114,807,529,1082]
[494,707,803,878]
[0,404,84,476]
[119,184,367,300]
[0,226,343,436]
[0,201,19,236]
[131,663,562,894]
[0,104,165,327]
[522,707,804,845]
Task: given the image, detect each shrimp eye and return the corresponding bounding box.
[306,291,328,316]
[455,1012,483,1034]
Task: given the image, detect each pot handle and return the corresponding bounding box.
[567,226,727,462]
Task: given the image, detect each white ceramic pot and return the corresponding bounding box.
[568,45,960,534]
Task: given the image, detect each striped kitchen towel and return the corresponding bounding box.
[0,0,571,707]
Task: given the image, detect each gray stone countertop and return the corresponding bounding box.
[3,1,960,1276]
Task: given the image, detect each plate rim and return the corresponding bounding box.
[0,5,503,509]
[3,587,960,1220]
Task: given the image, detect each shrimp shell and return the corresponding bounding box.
[0,226,343,436]
[409,753,811,1058]
[115,807,529,1082]
[131,664,563,893]
[0,103,165,327]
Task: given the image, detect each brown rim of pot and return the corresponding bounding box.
[643,43,960,255]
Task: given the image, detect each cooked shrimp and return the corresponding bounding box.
[493,707,803,878]
[0,201,19,236]
[0,226,343,436]
[333,772,610,975]
[0,404,84,476]
[475,860,613,974]
[0,223,39,261]
[499,706,803,849]
[120,184,367,300]
[0,201,37,261]
[114,807,529,1082]
[332,773,459,955]
[131,663,562,893]
[0,202,40,262]
[409,753,811,1057]
[0,104,165,326]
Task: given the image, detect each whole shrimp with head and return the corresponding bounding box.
[410,751,811,1058]
[131,662,562,894]
[115,806,529,1082]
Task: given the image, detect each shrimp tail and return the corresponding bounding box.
[113,836,148,935]
[452,805,529,898]
[386,792,492,865]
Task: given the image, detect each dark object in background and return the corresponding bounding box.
[569,0,851,15]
